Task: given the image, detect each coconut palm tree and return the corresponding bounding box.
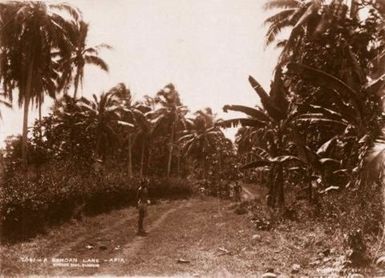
[134,106,152,178]
[264,0,361,63]
[114,83,152,177]
[77,84,133,161]
[0,1,81,165]
[178,108,224,178]
[150,84,189,177]
[58,20,111,98]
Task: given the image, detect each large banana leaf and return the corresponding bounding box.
[216,118,267,129]
[319,158,341,168]
[241,155,304,170]
[292,130,321,168]
[296,115,348,128]
[248,75,286,121]
[223,104,271,122]
[307,105,347,122]
[317,136,338,156]
[287,63,361,111]
[365,74,385,97]
[269,68,289,113]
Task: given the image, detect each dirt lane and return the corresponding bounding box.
[1,196,365,277]
[98,201,192,276]
[0,200,181,276]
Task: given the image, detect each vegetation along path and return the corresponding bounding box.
[3,194,381,277]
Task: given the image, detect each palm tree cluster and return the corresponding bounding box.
[0,1,110,166]
[10,82,230,181]
[220,0,385,208]
[0,1,231,182]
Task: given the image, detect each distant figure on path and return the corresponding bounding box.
[234,181,242,202]
[136,178,149,236]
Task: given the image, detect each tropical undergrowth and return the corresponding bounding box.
[219,0,385,266]
[0,157,193,242]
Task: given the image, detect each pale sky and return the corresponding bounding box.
[0,0,281,145]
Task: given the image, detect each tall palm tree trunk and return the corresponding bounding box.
[177,152,181,177]
[38,94,42,139]
[73,72,80,99]
[350,0,358,18]
[22,92,31,167]
[128,134,133,178]
[147,144,152,174]
[167,124,175,177]
[22,58,35,167]
[36,95,43,179]
[219,152,223,179]
[202,155,207,179]
[140,138,145,178]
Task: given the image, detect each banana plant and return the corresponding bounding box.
[218,69,303,208]
[288,62,385,190]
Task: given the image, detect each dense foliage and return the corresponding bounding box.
[220,0,385,213]
[0,82,233,240]
[1,0,385,247]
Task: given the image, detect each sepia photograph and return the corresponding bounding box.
[0,0,385,276]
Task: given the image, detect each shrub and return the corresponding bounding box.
[0,161,193,241]
[319,181,384,237]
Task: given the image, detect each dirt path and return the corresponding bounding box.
[98,201,192,276]
[51,213,136,260]
[0,196,370,277]
[0,200,180,276]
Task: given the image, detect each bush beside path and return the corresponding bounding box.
[1,196,383,277]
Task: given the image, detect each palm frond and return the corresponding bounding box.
[49,3,82,21]
[265,16,292,46]
[94,43,113,50]
[264,0,300,10]
[85,55,109,72]
[0,98,12,108]
[280,2,320,58]
[264,8,296,24]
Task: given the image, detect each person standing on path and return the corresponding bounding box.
[136,178,150,236]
